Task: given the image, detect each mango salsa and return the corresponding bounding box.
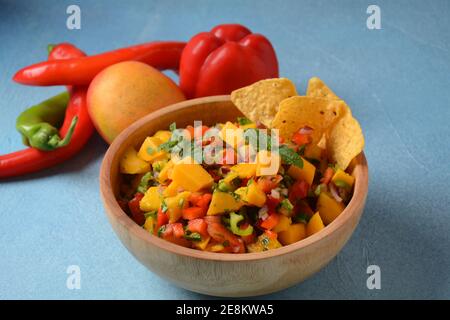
[118,100,360,254]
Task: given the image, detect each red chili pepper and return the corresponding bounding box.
[0,44,94,179]
[179,24,278,98]
[13,41,186,86]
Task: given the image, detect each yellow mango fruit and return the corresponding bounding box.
[207,191,243,215]
[304,144,323,160]
[220,121,243,149]
[153,130,172,143]
[239,122,257,130]
[143,216,156,233]
[139,186,162,212]
[163,181,180,197]
[230,163,257,178]
[272,215,292,233]
[306,212,325,237]
[317,192,345,225]
[137,136,167,163]
[331,169,355,188]
[287,157,316,186]
[158,160,174,183]
[193,236,211,250]
[120,146,150,174]
[256,150,281,176]
[165,191,191,223]
[278,223,306,245]
[171,163,213,192]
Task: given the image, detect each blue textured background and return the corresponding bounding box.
[1,0,449,299]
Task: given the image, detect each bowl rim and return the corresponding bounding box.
[100,95,369,262]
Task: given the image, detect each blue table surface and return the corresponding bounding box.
[1,0,449,300]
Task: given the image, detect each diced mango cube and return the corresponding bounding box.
[163,181,180,197]
[193,236,211,250]
[220,121,244,149]
[165,191,191,223]
[239,122,257,130]
[153,130,172,143]
[230,163,257,178]
[120,147,150,174]
[207,191,243,215]
[235,182,266,207]
[272,215,292,233]
[139,186,162,212]
[317,192,345,225]
[256,150,281,176]
[247,233,282,252]
[278,223,306,245]
[171,163,213,192]
[143,216,156,233]
[306,212,325,237]
[287,157,316,185]
[304,144,323,160]
[331,169,355,188]
[137,136,167,163]
[158,160,174,183]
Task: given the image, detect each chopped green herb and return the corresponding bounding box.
[144,210,157,219]
[280,198,294,213]
[279,145,303,168]
[314,184,327,196]
[157,225,166,237]
[161,200,168,213]
[218,180,230,192]
[146,147,155,155]
[136,172,153,194]
[223,240,230,247]
[157,140,179,152]
[184,232,202,242]
[334,180,351,189]
[237,117,252,126]
[261,236,270,247]
[297,144,306,156]
[282,174,294,188]
[169,122,177,132]
[293,213,310,224]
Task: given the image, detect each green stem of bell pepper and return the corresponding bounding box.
[16,92,78,151]
[229,212,253,236]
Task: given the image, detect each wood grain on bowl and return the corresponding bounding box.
[100,96,369,297]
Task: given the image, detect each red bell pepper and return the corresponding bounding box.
[128,193,145,225]
[179,24,279,98]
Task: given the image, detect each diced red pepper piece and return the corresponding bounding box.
[292,131,312,146]
[260,213,280,230]
[187,218,209,238]
[182,206,205,220]
[128,193,145,225]
[289,180,309,203]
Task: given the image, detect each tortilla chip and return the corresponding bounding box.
[231,78,298,128]
[327,113,364,170]
[306,77,340,100]
[271,96,348,144]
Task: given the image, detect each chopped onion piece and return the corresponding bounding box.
[258,205,269,220]
[270,188,280,199]
[329,183,343,203]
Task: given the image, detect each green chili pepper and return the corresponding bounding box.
[16,92,78,151]
[229,212,253,236]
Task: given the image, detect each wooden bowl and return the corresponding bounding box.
[100,96,369,297]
